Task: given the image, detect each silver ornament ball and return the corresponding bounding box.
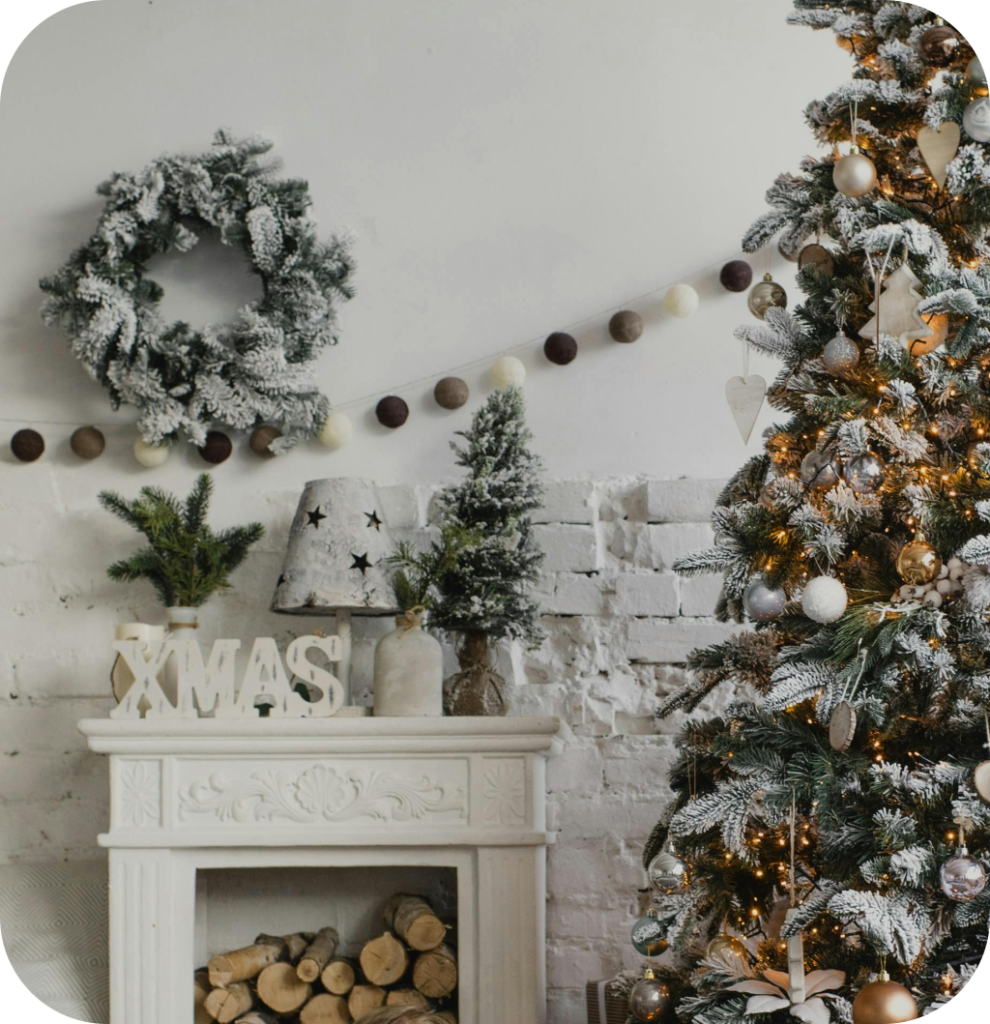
[744,580,787,622]
[801,450,842,490]
[844,452,886,494]
[822,331,860,373]
[963,96,990,143]
[939,847,987,902]
[748,274,787,320]
[647,848,688,894]
[833,149,878,198]
[628,973,673,1023]
[630,913,668,957]
[967,56,987,88]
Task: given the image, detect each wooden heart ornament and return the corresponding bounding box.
[917,121,961,188]
[725,374,766,444]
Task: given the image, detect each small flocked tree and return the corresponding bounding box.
[433,384,544,715]
[635,5,990,1023]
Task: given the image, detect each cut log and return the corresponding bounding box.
[233,1014,280,1024]
[257,961,312,1015]
[436,1013,458,1024]
[412,943,458,999]
[195,970,212,1024]
[359,931,409,986]
[284,932,314,962]
[204,982,254,1023]
[208,936,287,987]
[297,927,340,983]
[299,993,351,1024]
[321,957,357,996]
[387,988,430,1008]
[383,894,447,952]
[348,983,386,1019]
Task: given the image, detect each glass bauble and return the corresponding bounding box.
[843,452,886,494]
[630,913,668,956]
[896,533,942,585]
[744,580,787,622]
[833,149,877,198]
[647,848,688,894]
[851,975,918,1024]
[822,332,860,374]
[628,972,673,1023]
[963,96,990,143]
[706,934,748,960]
[918,24,960,67]
[748,273,787,320]
[967,56,987,89]
[801,449,842,490]
[939,847,987,902]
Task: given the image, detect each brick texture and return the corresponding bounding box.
[0,474,728,1019]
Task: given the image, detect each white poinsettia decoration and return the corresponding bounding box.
[727,969,846,1024]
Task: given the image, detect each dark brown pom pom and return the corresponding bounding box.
[376,396,409,428]
[11,428,45,462]
[544,332,578,365]
[70,425,106,460]
[198,430,233,464]
[719,260,753,292]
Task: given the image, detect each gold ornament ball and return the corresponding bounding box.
[706,934,748,960]
[833,149,878,198]
[628,971,672,1023]
[70,425,106,460]
[851,976,918,1024]
[896,533,942,585]
[748,274,787,320]
[319,412,353,450]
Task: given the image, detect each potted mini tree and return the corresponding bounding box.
[432,384,545,715]
[99,474,264,702]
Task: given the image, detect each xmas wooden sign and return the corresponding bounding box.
[110,635,345,720]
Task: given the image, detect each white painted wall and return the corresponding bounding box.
[0,1,880,1020]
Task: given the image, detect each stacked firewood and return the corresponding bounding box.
[195,894,458,1024]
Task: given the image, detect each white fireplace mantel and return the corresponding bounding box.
[79,716,562,1024]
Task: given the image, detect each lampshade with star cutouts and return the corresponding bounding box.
[271,478,400,701]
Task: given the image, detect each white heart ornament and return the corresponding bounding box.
[917,121,961,189]
[725,374,766,444]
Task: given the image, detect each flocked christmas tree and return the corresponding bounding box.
[632,5,990,1024]
[432,383,544,716]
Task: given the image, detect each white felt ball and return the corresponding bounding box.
[133,438,169,468]
[319,411,353,450]
[924,590,944,608]
[663,283,699,319]
[802,576,848,623]
[491,355,526,388]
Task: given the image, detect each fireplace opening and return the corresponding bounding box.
[194,865,459,1022]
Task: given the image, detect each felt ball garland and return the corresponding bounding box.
[134,438,169,468]
[434,377,470,409]
[319,412,353,449]
[720,260,753,292]
[249,424,282,458]
[543,333,578,365]
[11,428,44,462]
[609,310,643,344]
[70,426,106,460]
[199,431,233,465]
[491,356,526,388]
[376,396,409,429]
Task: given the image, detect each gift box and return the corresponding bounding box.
[586,979,629,1024]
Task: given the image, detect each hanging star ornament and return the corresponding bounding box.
[365,510,383,530]
[350,552,373,575]
[306,506,327,528]
[727,969,846,1024]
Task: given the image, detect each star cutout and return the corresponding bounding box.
[365,510,383,531]
[350,552,373,575]
[306,506,327,528]
[277,574,287,587]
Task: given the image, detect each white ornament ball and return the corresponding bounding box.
[133,438,169,468]
[802,576,848,623]
[491,355,527,388]
[743,580,787,622]
[662,283,699,318]
[967,56,987,88]
[963,96,990,143]
[833,150,877,198]
[822,332,860,374]
[319,411,353,450]
[924,590,943,608]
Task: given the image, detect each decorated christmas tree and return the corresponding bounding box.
[433,383,544,715]
[632,6,990,1024]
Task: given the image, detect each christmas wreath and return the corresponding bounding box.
[40,130,355,451]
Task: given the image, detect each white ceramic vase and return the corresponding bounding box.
[373,613,444,717]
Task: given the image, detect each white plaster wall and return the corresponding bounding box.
[0,0,883,1019]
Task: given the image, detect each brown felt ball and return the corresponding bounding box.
[719,260,753,293]
[249,424,282,458]
[70,425,106,460]
[198,430,233,464]
[544,332,578,365]
[376,396,409,428]
[11,428,45,462]
[434,377,469,410]
[609,310,643,344]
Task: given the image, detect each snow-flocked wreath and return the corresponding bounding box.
[40,130,355,452]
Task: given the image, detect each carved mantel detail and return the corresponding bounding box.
[481,758,526,826]
[178,762,467,826]
[118,760,162,828]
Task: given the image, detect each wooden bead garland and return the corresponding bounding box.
[609,310,643,344]
[199,430,233,464]
[70,425,106,459]
[434,377,469,410]
[11,428,44,462]
[376,396,409,428]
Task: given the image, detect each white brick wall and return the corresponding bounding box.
[0,474,732,1020]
